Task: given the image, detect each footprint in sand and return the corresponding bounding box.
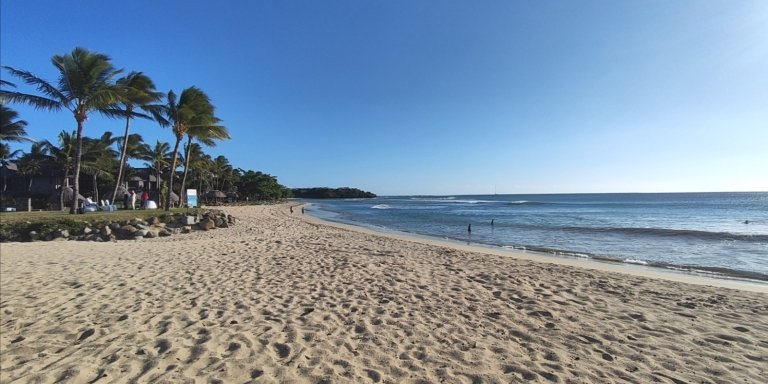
[273,342,291,358]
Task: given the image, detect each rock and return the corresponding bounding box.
[120,225,138,236]
[109,223,121,231]
[158,229,172,237]
[100,226,112,237]
[182,226,192,234]
[82,227,92,235]
[135,229,149,238]
[198,217,215,231]
[54,229,69,239]
[145,230,158,238]
[148,216,160,225]
[135,223,148,230]
[28,231,39,241]
[182,216,197,225]
[214,216,225,227]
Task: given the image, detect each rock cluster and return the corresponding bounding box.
[27,211,236,242]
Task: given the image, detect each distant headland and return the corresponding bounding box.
[291,187,376,199]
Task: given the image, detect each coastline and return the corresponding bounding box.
[2,203,766,383]
[301,205,768,293]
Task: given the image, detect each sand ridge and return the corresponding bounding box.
[1,204,766,383]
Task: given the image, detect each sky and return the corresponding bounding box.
[1,0,766,195]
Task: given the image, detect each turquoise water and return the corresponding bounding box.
[305,192,768,280]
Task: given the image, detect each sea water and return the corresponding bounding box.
[305,192,768,281]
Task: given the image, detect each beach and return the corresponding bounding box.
[1,204,766,383]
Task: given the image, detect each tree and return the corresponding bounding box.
[16,142,50,192]
[81,132,119,201]
[179,118,230,205]
[0,104,33,170]
[1,104,33,144]
[141,140,171,196]
[156,87,224,211]
[41,131,77,209]
[235,169,290,201]
[1,47,123,213]
[109,72,162,203]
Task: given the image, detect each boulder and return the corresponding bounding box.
[198,217,215,231]
[28,231,39,241]
[135,229,149,238]
[100,226,112,237]
[120,225,138,237]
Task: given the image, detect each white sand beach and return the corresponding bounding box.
[1,204,766,383]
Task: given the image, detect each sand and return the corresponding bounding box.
[1,204,766,383]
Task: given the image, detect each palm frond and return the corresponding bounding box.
[2,66,67,103]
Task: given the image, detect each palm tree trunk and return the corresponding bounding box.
[60,171,69,211]
[93,173,99,202]
[166,136,182,211]
[112,112,132,203]
[71,118,85,214]
[179,136,193,208]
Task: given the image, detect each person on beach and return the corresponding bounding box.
[123,192,130,210]
[290,206,293,214]
[468,224,472,233]
[302,207,305,214]
[141,190,149,209]
[129,190,136,210]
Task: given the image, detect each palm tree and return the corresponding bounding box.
[81,132,119,201]
[16,142,50,192]
[156,87,225,211]
[141,140,171,196]
[1,105,34,144]
[42,131,77,209]
[109,72,162,204]
[179,123,230,205]
[0,104,33,177]
[1,47,123,213]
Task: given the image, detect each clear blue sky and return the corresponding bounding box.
[1,0,766,195]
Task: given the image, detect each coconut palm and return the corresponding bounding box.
[178,122,230,205]
[109,72,162,203]
[41,131,77,209]
[1,105,34,144]
[141,140,172,195]
[156,87,225,211]
[1,47,123,213]
[0,104,33,169]
[16,142,50,192]
[81,132,119,201]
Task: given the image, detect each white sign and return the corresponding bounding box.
[187,189,198,208]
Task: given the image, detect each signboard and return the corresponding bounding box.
[187,189,198,208]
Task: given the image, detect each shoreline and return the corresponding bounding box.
[299,204,768,293]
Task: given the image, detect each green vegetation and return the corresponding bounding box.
[0,47,290,211]
[291,187,376,199]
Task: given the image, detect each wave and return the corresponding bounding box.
[371,204,391,210]
[559,226,768,242]
[508,200,555,206]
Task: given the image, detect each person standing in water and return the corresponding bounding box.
[467,224,472,244]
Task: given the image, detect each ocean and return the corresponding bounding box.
[304,192,768,281]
